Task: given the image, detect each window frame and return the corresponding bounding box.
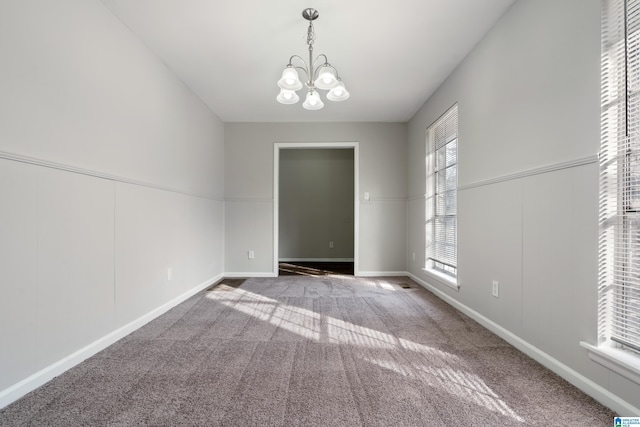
[583,0,640,385]
[424,104,459,288]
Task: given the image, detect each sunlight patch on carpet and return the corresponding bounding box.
[206,285,524,422]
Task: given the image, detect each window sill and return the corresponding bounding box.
[580,341,640,385]
[422,268,459,291]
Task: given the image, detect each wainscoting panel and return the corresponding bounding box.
[0,159,39,390]
[520,162,601,377]
[115,182,223,327]
[359,200,407,273]
[0,157,224,408]
[457,178,524,334]
[36,167,115,371]
[224,199,274,275]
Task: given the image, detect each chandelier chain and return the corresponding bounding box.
[306,21,316,46]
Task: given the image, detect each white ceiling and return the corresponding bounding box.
[100,0,516,123]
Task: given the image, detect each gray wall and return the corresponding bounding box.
[0,0,224,400]
[279,149,354,260]
[224,122,407,275]
[408,0,640,412]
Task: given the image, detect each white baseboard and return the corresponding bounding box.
[279,258,355,262]
[357,270,408,277]
[224,272,277,278]
[408,273,640,416]
[0,273,223,410]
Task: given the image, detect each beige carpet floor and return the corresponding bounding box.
[0,275,616,426]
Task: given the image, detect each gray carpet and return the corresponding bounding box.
[0,276,616,426]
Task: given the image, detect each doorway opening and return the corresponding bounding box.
[273,142,359,276]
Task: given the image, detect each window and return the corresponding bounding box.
[425,104,458,278]
[599,0,640,355]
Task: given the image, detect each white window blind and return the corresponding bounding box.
[600,0,640,354]
[426,105,458,277]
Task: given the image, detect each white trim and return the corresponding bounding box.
[279,258,355,262]
[421,268,459,291]
[0,273,223,410]
[580,342,640,386]
[273,142,360,276]
[357,271,408,277]
[224,272,278,278]
[0,149,221,201]
[409,273,640,416]
[274,145,279,276]
[224,198,273,203]
[458,154,599,191]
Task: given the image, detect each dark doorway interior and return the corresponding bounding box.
[278,148,355,264]
[278,261,354,276]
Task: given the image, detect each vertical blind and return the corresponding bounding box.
[600,0,640,353]
[426,105,458,276]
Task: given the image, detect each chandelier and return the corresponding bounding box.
[276,8,349,110]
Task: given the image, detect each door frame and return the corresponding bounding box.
[273,142,359,275]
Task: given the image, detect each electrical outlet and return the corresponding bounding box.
[248,250,255,259]
[167,268,172,281]
[329,241,334,248]
[492,280,499,298]
[412,252,416,261]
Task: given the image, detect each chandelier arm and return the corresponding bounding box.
[292,66,309,80]
[288,55,310,79]
[288,55,306,67]
[313,54,329,69]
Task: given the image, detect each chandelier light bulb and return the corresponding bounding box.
[278,67,303,91]
[276,89,300,105]
[315,69,338,90]
[303,91,324,110]
[326,80,350,102]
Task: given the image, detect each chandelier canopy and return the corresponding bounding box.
[276,8,349,110]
